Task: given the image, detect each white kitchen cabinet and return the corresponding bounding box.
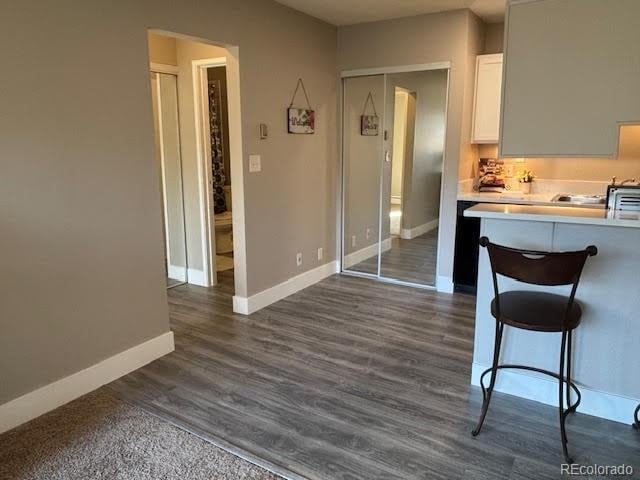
[471,53,503,144]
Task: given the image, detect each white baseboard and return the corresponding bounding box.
[232,295,249,314]
[343,238,392,269]
[168,264,187,282]
[471,362,639,424]
[0,332,174,434]
[233,260,340,315]
[401,218,439,240]
[187,268,207,286]
[436,275,454,293]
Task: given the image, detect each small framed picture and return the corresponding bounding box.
[288,108,315,134]
[361,115,379,136]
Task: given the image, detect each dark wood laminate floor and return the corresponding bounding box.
[349,230,438,286]
[109,271,640,480]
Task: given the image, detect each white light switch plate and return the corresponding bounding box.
[249,154,261,173]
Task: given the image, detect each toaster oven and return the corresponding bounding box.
[606,185,640,211]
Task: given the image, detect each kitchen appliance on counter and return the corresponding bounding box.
[606,185,640,211]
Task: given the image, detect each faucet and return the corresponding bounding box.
[611,176,638,186]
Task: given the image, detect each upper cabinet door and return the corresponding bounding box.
[500,0,640,158]
[472,54,503,144]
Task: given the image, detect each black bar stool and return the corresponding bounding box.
[471,236,597,464]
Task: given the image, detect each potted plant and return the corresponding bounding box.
[516,169,535,194]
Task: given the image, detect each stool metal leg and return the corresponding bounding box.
[566,330,573,411]
[559,330,573,464]
[472,320,504,436]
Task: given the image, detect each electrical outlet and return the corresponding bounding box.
[351,235,356,248]
[317,247,323,261]
[505,164,515,177]
[296,252,303,267]
[366,228,371,240]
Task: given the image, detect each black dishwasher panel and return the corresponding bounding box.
[453,201,480,294]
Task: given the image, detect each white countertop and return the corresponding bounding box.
[464,203,640,228]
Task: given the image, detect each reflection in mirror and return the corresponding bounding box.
[380,69,448,286]
[150,72,188,288]
[342,75,385,276]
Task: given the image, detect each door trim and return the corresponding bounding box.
[192,57,226,286]
[150,62,180,75]
[340,62,451,78]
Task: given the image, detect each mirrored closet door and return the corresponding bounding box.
[342,69,449,288]
[342,75,385,275]
[150,71,188,288]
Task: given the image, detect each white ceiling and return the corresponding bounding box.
[275,0,506,26]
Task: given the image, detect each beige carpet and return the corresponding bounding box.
[0,390,281,480]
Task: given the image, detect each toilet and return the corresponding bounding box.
[214,210,233,254]
[214,186,233,255]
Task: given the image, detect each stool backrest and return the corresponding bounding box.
[480,237,597,329]
[479,237,597,287]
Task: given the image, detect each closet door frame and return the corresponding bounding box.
[339,62,451,291]
[150,64,188,288]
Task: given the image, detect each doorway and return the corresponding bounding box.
[341,67,449,288]
[192,59,235,285]
[389,86,416,237]
[147,31,249,308]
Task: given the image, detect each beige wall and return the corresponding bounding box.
[483,22,504,54]
[1,0,337,405]
[148,33,177,65]
[338,9,484,285]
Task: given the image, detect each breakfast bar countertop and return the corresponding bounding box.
[467,202,640,425]
[464,203,640,228]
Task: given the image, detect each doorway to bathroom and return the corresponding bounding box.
[147,30,249,306]
[203,65,234,280]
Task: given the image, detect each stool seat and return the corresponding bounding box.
[491,291,582,332]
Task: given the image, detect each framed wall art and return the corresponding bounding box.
[287,78,315,134]
[360,92,379,136]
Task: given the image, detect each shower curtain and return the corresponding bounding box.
[208,79,227,214]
